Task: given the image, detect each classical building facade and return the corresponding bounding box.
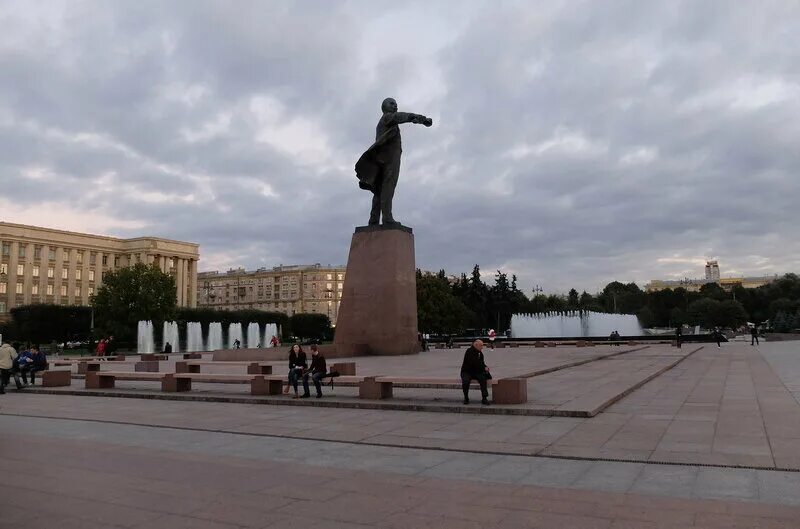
[0,222,200,320]
[197,264,346,324]
[645,260,777,293]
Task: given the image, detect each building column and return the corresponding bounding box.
[54,247,64,304]
[8,241,19,310]
[159,255,167,272]
[82,251,91,305]
[67,248,76,305]
[175,258,185,306]
[188,259,198,308]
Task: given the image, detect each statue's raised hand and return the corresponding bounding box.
[423,117,433,127]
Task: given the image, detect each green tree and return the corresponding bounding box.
[10,304,92,343]
[699,282,728,301]
[687,298,720,329]
[92,263,177,341]
[716,300,748,329]
[289,313,331,340]
[417,271,472,334]
[567,288,580,309]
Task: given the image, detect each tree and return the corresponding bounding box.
[418,271,472,334]
[699,282,728,301]
[687,298,720,329]
[92,263,177,341]
[10,304,92,343]
[567,289,580,309]
[716,300,748,329]
[289,313,331,340]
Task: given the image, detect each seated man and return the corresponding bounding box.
[20,345,48,385]
[302,344,326,398]
[461,339,490,405]
[0,341,23,393]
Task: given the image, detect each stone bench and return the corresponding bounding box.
[175,361,273,375]
[367,376,528,404]
[182,353,203,360]
[330,362,356,375]
[40,369,72,387]
[85,372,188,392]
[139,354,168,361]
[171,373,281,395]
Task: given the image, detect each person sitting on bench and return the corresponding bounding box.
[460,339,490,405]
[0,341,23,393]
[302,344,326,398]
[20,344,48,385]
[284,344,307,397]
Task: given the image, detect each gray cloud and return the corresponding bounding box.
[1,0,799,294]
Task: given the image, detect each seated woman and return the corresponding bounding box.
[284,344,307,397]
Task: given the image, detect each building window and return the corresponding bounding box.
[63,251,70,262]
[46,284,53,296]
[338,283,343,290]
[16,282,23,294]
[60,285,67,296]
[32,265,39,278]
[326,283,332,290]
[0,263,6,275]
[337,274,343,280]
[33,246,41,259]
[47,267,54,279]
[77,252,83,264]
[48,248,55,260]
[102,255,108,266]
[1,243,9,256]
[90,252,96,265]
[114,256,119,267]
[74,287,81,297]
[326,274,332,280]
[18,244,26,258]
[88,286,94,296]
[31,284,39,295]
[17,264,24,276]
[0,282,6,294]
[76,269,82,281]
[0,302,5,313]
[62,269,68,279]
[89,270,95,281]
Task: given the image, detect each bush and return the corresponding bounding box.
[9,304,92,343]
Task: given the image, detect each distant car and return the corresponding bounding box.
[65,340,87,349]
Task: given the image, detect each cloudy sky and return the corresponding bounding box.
[2,0,799,294]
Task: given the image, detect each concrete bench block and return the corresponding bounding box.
[183,353,202,360]
[251,376,283,396]
[246,363,273,375]
[77,362,101,375]
[162,374,191,392]
[41,370,71,387]
[492,378,528,404]
[359,377,392,399]
[135,361,160,372]
[331,362,356,376]
[85,373,115,389]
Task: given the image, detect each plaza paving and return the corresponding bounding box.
[2,342,800,527]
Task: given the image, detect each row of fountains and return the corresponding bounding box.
[137,321,280,353]
[510,311,643,338]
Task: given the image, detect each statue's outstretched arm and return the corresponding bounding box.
[385,112,433,127]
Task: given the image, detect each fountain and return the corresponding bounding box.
[137,320,155,353]
[186,321,204,352]
[162,321,180,353]
[510,311,643,338]
[228,322,243,349]
[263,323,278,347]
[246,322,260,348]
[207,322,223,351]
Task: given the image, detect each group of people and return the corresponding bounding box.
[0,342,48,394]
[94,336,116,357]
[283,344,328,398]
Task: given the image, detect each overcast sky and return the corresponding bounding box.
[2,1,799,294]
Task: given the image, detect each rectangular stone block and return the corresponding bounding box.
[135,361,160,372]
[359,377,393,399]
[331,362,356,375]
[40,370,71,387]
[492,378,528,404]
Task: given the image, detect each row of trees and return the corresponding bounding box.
[417,265,800,335]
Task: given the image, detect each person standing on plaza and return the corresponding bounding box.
[487,329,496,349]
[284,344,307,397]
[302,344,327,398]
[0,341,23,393]
[751,325,760,346]
[712,328,723,348]
[95,338,106,357]
[675,325,682,349]
[460,339,491,405]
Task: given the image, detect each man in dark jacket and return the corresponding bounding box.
[355,98,433,226]
[751,325,760,346]
[19,344,48,385]
[302,344,327,398]
[460,339,490,405]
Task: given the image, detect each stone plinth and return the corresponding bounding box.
[334,225,418,356]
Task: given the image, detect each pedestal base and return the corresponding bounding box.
[334,225,418,356]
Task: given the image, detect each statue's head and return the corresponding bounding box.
[381,98,397,113]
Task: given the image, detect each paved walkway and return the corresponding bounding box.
[12,344,800,470]
[3,342,800,527]
[3,415,800,528]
